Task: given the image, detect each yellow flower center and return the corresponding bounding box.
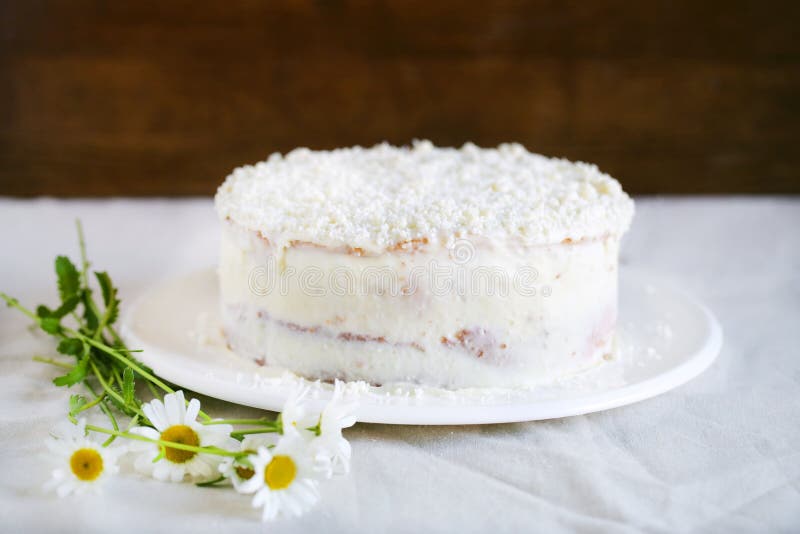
[159,424,200,463]
[70,448,104,481]
[264,455,297,490]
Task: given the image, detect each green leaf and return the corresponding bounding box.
[107,386,129,414]
[53,295,80,318]
[95,271,113,306]
[196,475,227,488]
[94,271,120,326]
[36,305,54,318]
[53,354,89,387]
[82,291,99,332]
[68,394,87,417]
[55,256,81,302]
[122,367,135,405]
[39,317,61,334]
[57,338,83,357]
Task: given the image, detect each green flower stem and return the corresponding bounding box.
[99,402,119,447]
[85,424,243,458]
[33,351,127,436]
[4,232,216,424]
[3,291,134,407]
[230,428,280,439]
[99,406,118,433]
[89,359,144,418]
[125,414,140,431]
[76,220,91,290]
[94,312,110,342]
[145,380,160,399]
[1,293,36,320]
[76,220,107,339]
[79,380,120,446]
[71,330,174,394]
[111,367,125,392]
[196,475,227,488]
[76,221,109,338]
[78,392,107,414]
[76,220,126,348]
[78,331,211,423]
[196,410,212,423]
[32,356,73,370]
[20,310,211,424]
[203,418,278,427]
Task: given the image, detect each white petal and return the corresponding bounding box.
[170,467,186,483]
[241,434,278,450]
[197,425,234,447]
[143,399,167,431]
[237,472,264,494]
[134,454,155,474]
[129,426,161,460]
[189,457,215,479]
[164,391,184,426]
[283,494,302,518]
[219,459,235,479]
[185,398,201,423]
[152,462,173,481]
[296,479,320,504]
[103,444,127,462]
[44,438,65,455]
[43,470,64,493]
[131,425,160,439]
[56,480,75,498]
[74,418,88,436]
[252,488,268,508]
[259,492,279,522]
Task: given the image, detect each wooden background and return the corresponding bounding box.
[1,0,798,196]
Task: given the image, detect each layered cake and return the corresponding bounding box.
[215,141,634,388]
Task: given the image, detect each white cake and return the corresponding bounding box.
[215,141,634,388]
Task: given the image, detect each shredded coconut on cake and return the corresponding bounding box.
[215,140,634,252]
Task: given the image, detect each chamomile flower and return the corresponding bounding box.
[129,391,237,483]
[310,381,357,478]
[218,434,277,491]
[279,384,315,437]
[43,418,125,497]
[238,434,321,522]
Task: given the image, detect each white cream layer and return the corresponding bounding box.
[219,222,619,388]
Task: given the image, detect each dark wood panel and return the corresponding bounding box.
[1,0,798,196]
[4,0,799,60]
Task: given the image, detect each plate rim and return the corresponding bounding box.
[121,269,723,425]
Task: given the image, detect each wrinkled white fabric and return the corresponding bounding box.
[0,197,798,533]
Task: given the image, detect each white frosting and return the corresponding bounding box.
[215,140,634,252]
[218,223,619,388]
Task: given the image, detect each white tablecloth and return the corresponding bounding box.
[1,197,798,533]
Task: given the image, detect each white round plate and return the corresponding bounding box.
[121,269,722,425]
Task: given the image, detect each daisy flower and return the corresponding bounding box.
[218,434,277,491]
[129,391,237,483]
[238,433,321,522]
[43,418,125,497]
[310,381,358,478]
[279,384,315,437]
